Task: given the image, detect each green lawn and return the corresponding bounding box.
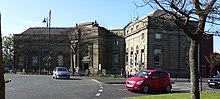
[129,92,220,99]
[4,77,11,83]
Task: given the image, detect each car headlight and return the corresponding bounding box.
[136,80,144,85]
[208,80,210,82]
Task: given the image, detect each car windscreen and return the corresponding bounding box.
[134,71,151,78]
[57,68,67,71]
[214,74,220,78]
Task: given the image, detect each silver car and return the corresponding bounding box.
[52,67,71,79]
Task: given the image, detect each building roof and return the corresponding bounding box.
[19,27,73,35]
[124,10,174,29]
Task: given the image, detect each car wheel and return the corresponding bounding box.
[55,75,58,79]
[143,85,149,93]
[166,85,171,92]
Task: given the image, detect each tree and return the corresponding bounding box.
[13,34,33,74]
[205,53,220,76]
[2,34,14,72]
[62,23,98,75]
[135,0,220,99]
[0,13,5,99]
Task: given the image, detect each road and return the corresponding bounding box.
[5,74,220,99]
[5,74,100,99]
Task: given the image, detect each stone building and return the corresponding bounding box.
[14,27,71,74]
[13,10,213,77]
[124,10,213,77]
[13,21,125,75]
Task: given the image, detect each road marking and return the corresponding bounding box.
[91,79,101,84]
[99,89,103,92]
[96,93,101,96]
[91,79,104,98]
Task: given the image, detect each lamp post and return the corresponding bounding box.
[43,10,52,75]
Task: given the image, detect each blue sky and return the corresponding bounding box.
[0,0,219,52]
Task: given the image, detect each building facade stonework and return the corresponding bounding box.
[124,10,213,77]
[13,10,213,77]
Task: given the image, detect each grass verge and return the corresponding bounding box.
[4,77,11,83]
[128,92,220,99]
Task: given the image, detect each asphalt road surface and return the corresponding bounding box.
[5,74,100,99]
[5,74,220,99]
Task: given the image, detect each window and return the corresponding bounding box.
[32,56,38,66]
[130,51,133,66]
[57,55,63,66]
[141,49,144,65]
[136,25,139,29]
[154,46,163,66]
[160,72,168,78]
[151,72,160,78]
[113,54,119,65]
[125,52,128,65]
[141,33,144,40]
[155,33,161,39]
[114,41,119,46]
[135,51,138,65]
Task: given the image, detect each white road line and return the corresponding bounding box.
[99,89,103,92]
[91,79,104,98]
[91,79,101,84]
[96,93,101,97]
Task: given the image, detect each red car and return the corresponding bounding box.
[126,70,172,93]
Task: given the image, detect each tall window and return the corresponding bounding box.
[141,49,144,65]
[135,51,138,65]
[57,55,63,66]
[154,46,163,66]
[141,33,144,40]
[130,51,133,66]
[113,54,119,65]
[125,52,128,65]
[32,56,38,66]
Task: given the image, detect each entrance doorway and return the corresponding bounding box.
[83,63,89,71]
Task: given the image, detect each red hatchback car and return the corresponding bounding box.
[126,70,172,93]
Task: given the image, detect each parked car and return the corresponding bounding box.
[125,70,172,93]
[4,67,10,73]
[207,74,220,88]
[52,67,71,79]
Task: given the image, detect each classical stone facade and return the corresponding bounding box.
[13,10,213,77]
[124,10,213,77]
[14,27,71,74]
[125,10,186,77]
[13,21,125,75]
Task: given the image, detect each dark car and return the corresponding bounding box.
[126,70,172,93]
[208,74,220,88]
[4,67,10,73]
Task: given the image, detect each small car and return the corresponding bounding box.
[207,74,220,88]
[52,67,71,79]
[126,70,172,93]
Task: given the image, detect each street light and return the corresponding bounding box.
[43,10,52,75]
